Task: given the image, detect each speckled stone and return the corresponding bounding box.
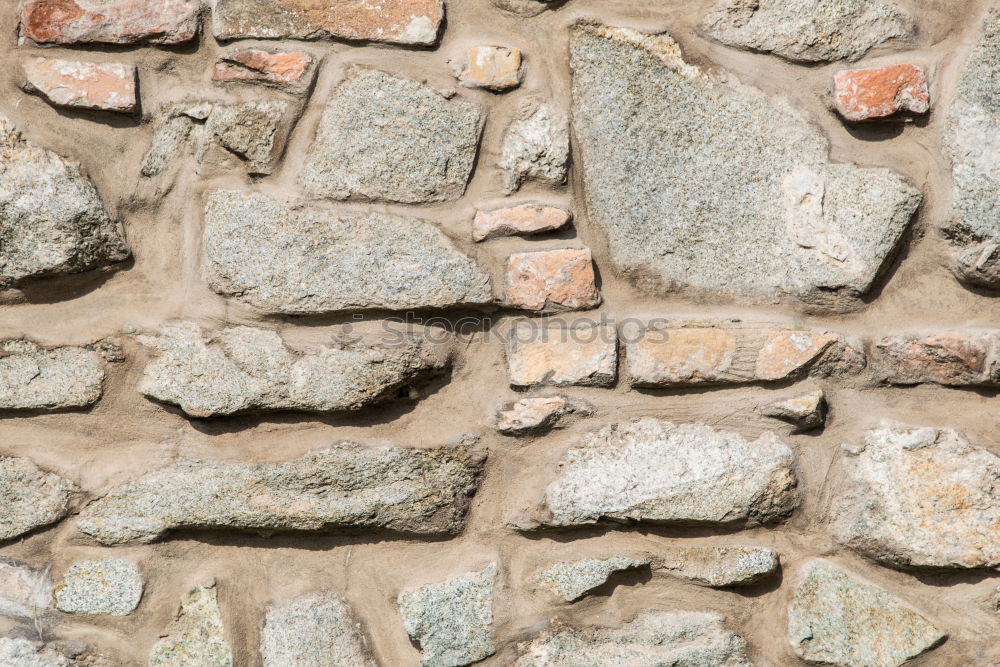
[535,556,649,602]
[0,457,75,541]
[0,558,53,619]
[55,559,142,616]
[261,593,376,667]
[0,340,104,411]
[762,390,827,432]
[499,99,568,194]
[205,101,290,175]
[653,545,780,587]
[0,638,71,667]
[149,583,232,667]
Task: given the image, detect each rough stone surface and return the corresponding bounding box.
[205,101,290,175]
[762,390,827,431]
[0,115,129,288]
[23,59,137,113]
[204,190,492,314]
[570,24,921,308]
[0,340,105,411]
[755,331,840,380]
[398,564,496,667]
[213,49,315,92]
[493,395,591,435]
[149,583,232,667]
[834,64,929,122]
[833,424,1000,569]
[212,0,444,46]
[653,546,779,588]
[526,419,798,528]
[455,46,522,91]
[300,67,481,203]
[20,0,200,45]
[955,241,1000,288]
[700,0,914,63]
[136,322,449,417]
[261,593,376,667]
[473,204,570,242]
[499,100,569,194]
[54,559,142,616]
[788,560,944,666]
[506,321,617,387]
[76,443,484,544]
[872,332,996,386]
[514,611,752,666]
[505,248,600,312]
[0,457,75,542]
[534,556,648,602]
[140,107,198,178]
[0,638,71,667]
[0,558,53,619]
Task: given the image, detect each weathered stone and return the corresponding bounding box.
[0,115,129,288]
[301,68,481,203]
[524,419,798,529]
[206,101,290,175]
[653,546,779,588]
[454,46,522,91]
[213,0,444,46]
[535,556,649,602]
[23,59,137,114]
[0,558,53,619]
[700,0,913,63]
[136,322,449,417]
[506,321,617,387]
[515,612,752,666]
[505,248,600,312]
[788,560,944,666]
[0,638,71,667]
[473,204,570,242]
[0,340,104,411]
[20,0,199,45]
[0,457,75,541]
[570,24,921,309]
[762,390,827,432]
[493,395,591,435]
[204,190,492,314]
[499,100,568,194]
[54,559,142,616]
[955,241,1000,289]
[834,64,929,122]
[213,49,315,93]
[398,565,496,667]
[833,424,1000,569]
[76,443,484,544]
[149,583,232,667]
[872,332,996,386]
[140,110,196,178]
[261,593,376,667]
[755,331,840,381]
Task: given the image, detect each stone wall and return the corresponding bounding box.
[0,0,998,665]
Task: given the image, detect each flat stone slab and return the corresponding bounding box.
[261,593,376,666]
[506,321,618,387]
[54,559,142,616]
[0,340,104,411]
[473,203,571,242]
[871,332,1000,386]
[0,457,75,542]
[20,0,200,45]
[534,556,648,602]
[23,58,137,113]
[149,583,232,667]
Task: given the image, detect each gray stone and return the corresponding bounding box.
[0,340,105,411]
[524,419,798,529]
[0,558,53,619]
[206,101,290,175]
[140,112,196,178]
[499,99,568,194]
[76,443,484,545]
[762,390,827,432]
[788,560,944,666]
[136,321,450,417]
[301,68,481,203]
[493,395,592,436]
[0,115,128,288]
[700,0,913,63]
[0,638,71,667]
[955,241,1000,288]
[534,556,648,602]
[398,565,496,667]
[261,593,376,667]
[653,546,779,588]
[149,582,232,667]
[203,190,492,314]
[570,24,921,309]
[54,559,142,616]
[0,457,75,541]
[833,424,1000,570]
[514,611,752,666]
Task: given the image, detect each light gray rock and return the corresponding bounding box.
[534,556,649,602]
[0,457,75,541]
[570,24,920,309]
[514,611,752,666]
[700,0,913,63]
[955,241,1000,288]
[0,115,128,288]
[76,443,484,545]
[203,190,492,314]
[0,340,104,411]
[762,390,827,432]
[140,111,196,178]
[524,419,798,529]
[0,638,71,667]
[653,545,779,588]
[206,101,290,175]
[0,558,53,619]
[398,565,496,667]
[301,67,482,203]
[499,99,568,194]
[261,593,376,667]
[136,322,450,417]
[149,582,232,667]
[54,559,142,616]
[788,560,944,666]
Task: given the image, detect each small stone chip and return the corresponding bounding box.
[261,593,376,667]
[499,100,569,194]
[505,248,601,312]
[762,390,827,432]
[473,204,571,241]
[149,583,232,667]
[456,46,522,90]
[0,558,53,619]
[23,58,137,113]
[213,50,316,92]
[834,64,929,122]
[535,556,649,602]
[506,321,618,387]
[55,559,142,616]
[20,0,200,46]
[0,457,75,541]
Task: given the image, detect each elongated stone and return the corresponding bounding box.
[0,340,104,411]
[653,546,779,587]
[535,557,649,602]
[872,332,998,386]
[261,593,376,667]
[0,457,75,541]
[21,0,200,45]
[23,58,137,113]
[493,395,591,435]
[149,583,232,667]
[213,49,315,93]
[472,204,571,242]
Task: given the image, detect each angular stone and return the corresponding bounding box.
[398,565,496,667]
[653,546,779,588]
[955,241,1000,289]
[149,583,232,667]
[788,560,944,666]
[23,58,137,113]
[205,101,290,175]
[473,204,570,242]
[833,424,1000,569]
[762,390,827,432]
[755,331,839,381]
[20,0,199,45]
[505,248,600,312]
[301,67,481,204]
[570,24,921,309]
[525,419,798,528]
[76,443,484,544]
[506,321,617,387]
[54,559,142,616]
[534,556,648,602]
[834,64,929,122]
[0,115,129,288]
[136,322,449,417]
[213,0,444,46]
[0,340,104,411]
[0,558,53,619]
[204,190,492,314]
[0,638,71,667]
[700,0,913,63]
[493,395,591,436]
[261,593,376,667]
[514,612,751,666]
[140,108,197,178]
[455,46,522,91]
[0,457,75,541]
[872,332,996,386]
[499,100,569,194]
[213,49,315,93]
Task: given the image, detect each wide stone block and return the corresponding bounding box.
[506,321,617,387]
[0,340,105,411]
[23,58,137,113]
[20,0,200,45]
[872,332,999,386]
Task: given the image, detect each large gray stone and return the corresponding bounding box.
[300,67,482,204]
[788,560,944,666]
[0,340,104,411]
[0,115,128,288]
[149,582,232,667]
[203,190,492,314]
[54,559,142,616]
[76,443,484,544]
[499,100,569,194]
[0,558,53,619]
[534,556,649,602]
[570,24,920,309]
[0,457,75,542]
[261,593,376,667]
[136,322,449,417]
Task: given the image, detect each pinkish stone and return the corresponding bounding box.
[505,248,601,312]
[473,204,570,242]
[834,64,929,122]
[24,58,137,113]
[20,0,199,45]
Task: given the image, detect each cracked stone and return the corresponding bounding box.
[473,203,570,242]
[54,559,142,616]
[762,390,827,432]
[0,340,105,411]
[506,321,617,387]
[653,545,780,588]
[20,0,199,45]
[0,558,53,620]
[534,556,649,602]
[149,582,232,667]
[261,593,376,667]
[499,99,569,194]
[504,248,600,312]
[213,49,316,93]
[23,58,137,113]
[0,457,74,542]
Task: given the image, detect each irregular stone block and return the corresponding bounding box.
[762,390,826,432]
[506,321,617,387]
[149,582,232,667]
[301,67,481,203]
[54,559,142,616]
[534,556,648,602]
[136,322,449,417]
[205,101,290,175]
[788,560,944,666]
[213,0,444,46]
[23,58,137,113]
[213,49,316,93]
[570,24,921,309]
[20,0,200,45]
[0,638,72,667]
[204,190,492,314]
[653,545,779,588]
[398,565,496,667]
[834,64,929,122]
[454,46,522,91]
[700,0,913,63]
[76,443,485,544]
[955,241,1000,289]
[505,248,600,312]
[872,332,998,386]
[140,107,198,178]
[0,457,75,541]
[261,593,376,667]
[473,204,570,242]
[0,558,53,619]
[493,395,591,436]
[755,330,840,380]
[499,99,568,194]
[0,340,104,411]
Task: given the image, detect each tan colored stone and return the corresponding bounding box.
[873,332,992,386]
[24,58,136,113]
[457,46,522,90]
[626,328,738,387]
[473,204,570,242]
[755,330,839,380]
[20,0,199,45]
[834,64,929,122]
[762,390,827,431]
[493,395,591,435]
[507,321,617,387]
[213,49,315,91]
[505,248,601,312]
